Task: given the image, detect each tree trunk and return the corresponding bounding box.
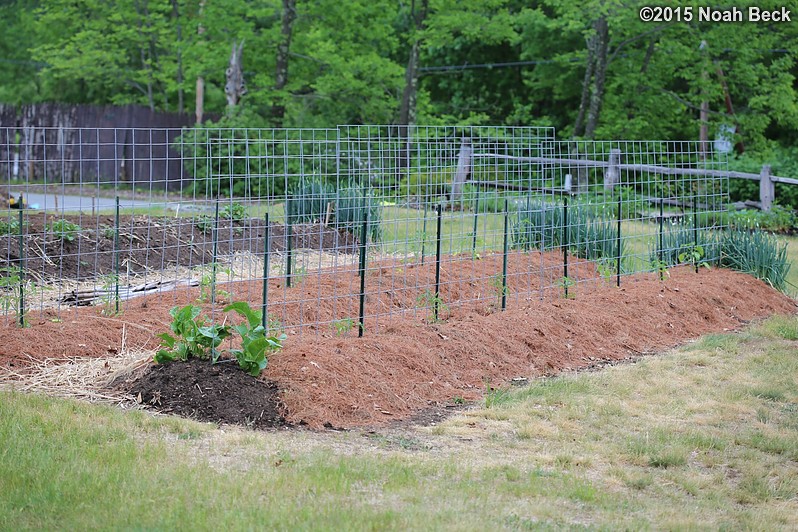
[171,0,184,114]
[225,40,246,109]
[584,16,609,139]
[195,76,204,124]
[195,0,206,124]
[398,0,429,128]
[272,0,297,126]
[397,0,429,171]
[573,35,596,137]
[135,0,155,112]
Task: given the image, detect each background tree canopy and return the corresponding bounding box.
[1,0,796,177]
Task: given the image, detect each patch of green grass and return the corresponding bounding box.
[3,315,798,529]
[755,314,798,340]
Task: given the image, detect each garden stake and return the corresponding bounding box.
[114,196,120,315]
[17,208,24,327]
[501,199,509,310]
[563,196,569,299]
[286,198,293,288]
[658,198,664,281]
[358,207,369,337]
[211,199,220,304]
[433,204,442,322]
[693,196,699,274]
[421,202,428,266]
[261,212,270,330]
[616,195,622,287]
[472,188,480,257]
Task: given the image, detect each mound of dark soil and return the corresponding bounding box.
[130,358,286,430]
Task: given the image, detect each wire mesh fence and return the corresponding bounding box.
[0,126,728,335]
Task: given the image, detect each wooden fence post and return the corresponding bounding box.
[759,164,774,211]
[604,148,621,192]
[450,138,471,203]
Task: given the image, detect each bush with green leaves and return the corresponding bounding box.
[220,202,249,222]
[717,229,791,292]
[727,205,797,233]
[48,219,81,242]
[154,302,285,377]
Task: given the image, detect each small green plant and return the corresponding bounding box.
[416,289,449,322]
[596,259,615,284]
[556,276,576,299]
[155,302,285,377]
[650,259,671,279]
[331,317,355,337]
[0,266,28,326]
[194,215,214,232]
[220,202,249,222]
[154,305,232,364]
[224,301,286,377]
[197,263,232,303]
[0,218,21,235]
[677,243,710,269]
[97,273,121,316]
[488,273,509,306]
[452,395,465,405]
[100,224,115,240]
[48,219,81,242]
[291,264,308,285]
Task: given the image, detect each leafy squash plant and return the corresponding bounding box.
[224,301,286,377]
[154,305,231,364]
[154,302,285,377]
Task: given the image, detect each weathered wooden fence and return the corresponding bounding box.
[0,104,195,188]
[473,147,797,211]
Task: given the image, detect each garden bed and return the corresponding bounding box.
[0,212,358,282]
[0,260,794,430]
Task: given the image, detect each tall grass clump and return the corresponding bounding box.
[511,200,623,262]
[652,225,719,267]
[718,229,791,292]
[289,179,383,241]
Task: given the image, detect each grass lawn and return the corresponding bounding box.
[2,314,797,530]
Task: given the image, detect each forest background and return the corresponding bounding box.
[1,0,796,204]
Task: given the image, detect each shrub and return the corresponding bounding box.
[727,205,797,233]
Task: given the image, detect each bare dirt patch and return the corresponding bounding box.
[1,258,795,430]
[0,212,357,282]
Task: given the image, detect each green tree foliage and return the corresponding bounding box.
[0,0,796,176]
